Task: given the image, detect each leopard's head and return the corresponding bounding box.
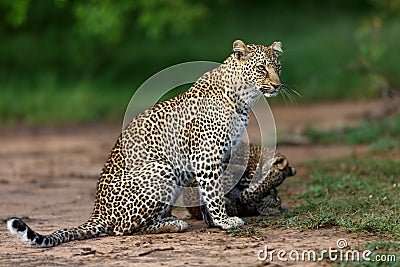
[231,39,283,97]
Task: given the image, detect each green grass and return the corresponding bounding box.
[304,113,400,146]
[274,156,399,238]
[226,156,400,237]
[369,138,400,153]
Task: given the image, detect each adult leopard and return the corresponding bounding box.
[7,39,283,247]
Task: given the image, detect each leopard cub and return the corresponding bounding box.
[184,143,296,220]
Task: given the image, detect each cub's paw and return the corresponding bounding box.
[214,216,244,229]
[257,207,282,216]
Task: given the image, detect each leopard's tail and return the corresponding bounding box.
[6,217,107,247]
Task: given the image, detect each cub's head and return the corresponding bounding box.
[231,39,283,97]
[271,152,296,178]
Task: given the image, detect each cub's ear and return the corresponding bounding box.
[233,39,249,60]
[272,154,288,170]
[270,41,283,54]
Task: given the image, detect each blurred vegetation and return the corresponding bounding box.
[304,113,400,145]
[356,1,400,94]
[0,0,399,124]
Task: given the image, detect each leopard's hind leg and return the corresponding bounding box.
[138,216,188,234]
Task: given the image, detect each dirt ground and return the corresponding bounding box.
[0,101,383,266]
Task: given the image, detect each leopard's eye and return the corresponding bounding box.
[257,65,267,73]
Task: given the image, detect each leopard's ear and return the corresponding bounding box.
[270,41,283,54]
[233,39,249,60]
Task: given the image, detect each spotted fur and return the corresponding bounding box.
[7,40,283,247]
[185,143,296,220]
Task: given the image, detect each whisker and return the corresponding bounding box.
[281,89,289,104]
[289,90,298,104]
[286,90,296,104]
[279,90,288,105]
[281,87,296,104]
[280,84,301,104]
[291,88,302,98]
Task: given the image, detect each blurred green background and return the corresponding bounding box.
[0,0,399,124]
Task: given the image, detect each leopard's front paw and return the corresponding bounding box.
[214,216,244,229]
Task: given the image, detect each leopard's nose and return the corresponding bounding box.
[272,83,281,90]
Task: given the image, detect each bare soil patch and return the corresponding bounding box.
[0,101,381,266]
